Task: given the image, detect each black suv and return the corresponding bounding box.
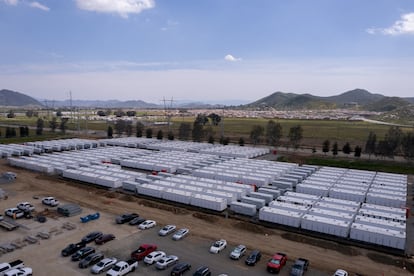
[129,217,146,226]
[61,242,86,257]
[78,252,104,268]
[71,247,96,261]
[171,262,191,276]
[81,231,103,243]
[193,266,211,276]
[245,250,261,266]
[115,213,139,224]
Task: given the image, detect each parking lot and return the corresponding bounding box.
[0,202,328,276]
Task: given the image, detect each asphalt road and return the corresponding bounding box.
[62,223,330,276]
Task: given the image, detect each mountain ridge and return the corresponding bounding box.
[0,89,43,107]
[246,88,411,112]
[1,88,412,112]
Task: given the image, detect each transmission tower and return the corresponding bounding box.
[160,97,174,132]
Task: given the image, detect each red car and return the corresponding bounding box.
[131,244,157,260]
[267,252,287,273]
[95,233,115,245]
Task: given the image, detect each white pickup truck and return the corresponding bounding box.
[106,260,138,276]
[0,260,24,276]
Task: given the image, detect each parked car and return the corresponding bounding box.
[80,212,100,223]
[41,196,59,207]
[138,220,156,230]
[95,233,115,245]
[79,252,104,268]
[90,257,117,274]
[131,244,157,260]
[4,208,24,219]
[106,260,138,276]
[172,228,189,241]
[158,224,176,236]
[144,251,166,265]
[245,250,261,266]
[16,202,35,212]
[115,213,139,224]
[3,267,32,276]
[61,242,86,257]
[267,252,288,273]
[128,216,145,226]
[0,260,24,275]
[209,239,227,254]
[229,244,246,260]
[82,231,103,243]
[171,262,191,276]
[333,269,349,276]
[155,255,179,270]
[290,258,309,276]
[193,266,211,276]
[71,247,96,261]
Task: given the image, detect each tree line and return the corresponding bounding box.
[0,126,30,138]
[320,126,414,160]
[109,117,304,148]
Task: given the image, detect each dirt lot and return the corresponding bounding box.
[0,160,413,276]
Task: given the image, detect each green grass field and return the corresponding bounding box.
[169,117,412,149]
[1,115,412,150]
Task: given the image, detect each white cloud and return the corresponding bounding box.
[29,1,49,11]
[3,0,19,5]
[367,12,414,35]
[224,54,241,62]
[76,0,155,18]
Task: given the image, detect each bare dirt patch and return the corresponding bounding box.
[231,221,269,235]
[138,199,189,215]
[367,252,414,273]
[192,212,219,223]
[281,232,361,256]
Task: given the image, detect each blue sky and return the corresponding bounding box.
[1,0,414,104]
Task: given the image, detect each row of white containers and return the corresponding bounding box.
[98,137,270,158]
[135,174,256,211]
[0,144,35,157]
[296,167,407,208]
[192,158,299,187]
[62,164,146,188]
[26,138,99,152]
[258,191,407,249]
[198,144,270,158]
[0,138,98,157]
[120,151,224,173]
[8,146,154,175]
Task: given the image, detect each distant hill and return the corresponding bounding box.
[246,89,412,112]
[51,99,159,109]
[405,97,414,104]
[0,89,43,107]
[364,96,410,112]
[325,89,384,105]
[52,99,227,109]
